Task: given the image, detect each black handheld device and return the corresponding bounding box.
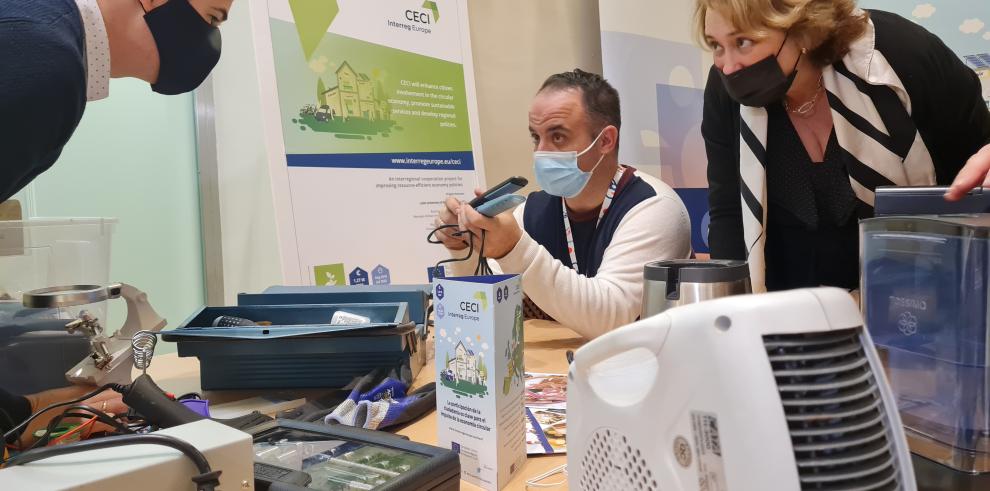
[468,176,528,208]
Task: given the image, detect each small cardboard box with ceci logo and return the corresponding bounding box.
[433,274,525,490]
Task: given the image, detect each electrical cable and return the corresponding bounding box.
[47,416,97,446]
[428,224,495,277]
[476,230,494,276]
[2,433,222,491]
[54,405,131,434]
[81,417,99,440]
[25,405,133,452]
[428,224,477,279]
[525,464,568,488]
[474,229,487,275]
[474,229,484,275]
[2,336,219,488]
[2,383,121,445]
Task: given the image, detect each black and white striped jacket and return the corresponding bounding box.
[703,9,990,292]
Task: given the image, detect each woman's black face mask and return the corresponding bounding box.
[718,31,801,107]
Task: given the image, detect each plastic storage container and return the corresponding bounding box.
[861,215,990,473]
[162,302,419,389]
[0,218,117,314]
[0,218,117,393]
[238,284,432,333]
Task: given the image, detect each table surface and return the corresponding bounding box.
[147,319,582,491]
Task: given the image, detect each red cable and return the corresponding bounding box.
[48,416,98,446]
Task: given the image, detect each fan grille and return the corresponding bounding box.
[578,428,658,491]
[764,328,903,491]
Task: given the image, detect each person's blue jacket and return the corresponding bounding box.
[0,0,87,203]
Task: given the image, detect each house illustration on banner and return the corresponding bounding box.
[349,267,369,285]
[447,341,483,385]
[321,61,391,122]
[372,264,391,285]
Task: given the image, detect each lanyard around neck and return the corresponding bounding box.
[562,165,626,274]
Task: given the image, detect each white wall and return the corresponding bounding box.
[207,0,283,305]
[468,0,603,194]
[206,1,604,302]
[16,80,206,344]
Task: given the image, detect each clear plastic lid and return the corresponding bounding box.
[0,300,109,337]
[0,218,116,325]
[253,430,429,490]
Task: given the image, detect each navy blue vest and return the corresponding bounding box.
[0,0,87,203]
[523,174,658,277]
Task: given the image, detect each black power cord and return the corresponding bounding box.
[3,433,222,490]
[2,383,122,445]
[427,224,494,277]
[27,405,134,451]
[2,374,222,489]
[475,230,494,276]
[427,224,475,278]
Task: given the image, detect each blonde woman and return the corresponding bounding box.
[698,1,990,292]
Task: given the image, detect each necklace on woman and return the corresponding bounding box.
[784,75,824,118]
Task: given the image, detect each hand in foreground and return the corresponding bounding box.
[946,143,990,201]
[457,197,523,259]
[18,385,127,446]
[433,196,469,250]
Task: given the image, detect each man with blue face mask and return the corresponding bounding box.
[0,0,229,203]
[435,69,692,339]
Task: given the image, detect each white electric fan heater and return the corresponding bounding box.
[567,287,915,491]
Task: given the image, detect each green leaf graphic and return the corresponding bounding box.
[288,0,340,60]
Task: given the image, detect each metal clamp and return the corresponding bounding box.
[90,341,113,370]
[65,311,103,336]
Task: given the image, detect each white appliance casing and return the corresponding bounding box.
[567,287,916,491]
[0,420,254,490]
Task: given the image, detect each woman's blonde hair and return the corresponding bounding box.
[694,0,869,66]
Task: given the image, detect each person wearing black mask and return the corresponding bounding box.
[697,0,990,293]
[0,0,230,203]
